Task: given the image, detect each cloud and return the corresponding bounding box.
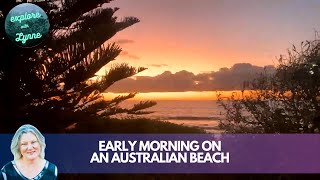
[211,63,276,90]
[116,39,138,59]
[120,51,129,56]
[107,63,276,93]
[128,54,140,60]
[115,39,135,44]
[147,64,169,68]
[120,50,140,60]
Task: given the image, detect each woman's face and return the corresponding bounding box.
[19,132,41,161]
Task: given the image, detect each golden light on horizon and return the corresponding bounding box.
[102,90,245,101]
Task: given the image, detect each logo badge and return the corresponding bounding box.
[4,3,50,48]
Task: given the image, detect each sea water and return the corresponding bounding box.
[117,100,225,133]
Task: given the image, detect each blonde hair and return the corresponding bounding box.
[10,124,46,160]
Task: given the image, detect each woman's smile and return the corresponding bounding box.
[19,132,41,161]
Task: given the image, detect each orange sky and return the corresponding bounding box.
[97,0,320,77]
[97,0,320,100]
[102,91,244,101]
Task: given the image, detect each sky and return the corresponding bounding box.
[96,0,320,99]
[98,0,320,77]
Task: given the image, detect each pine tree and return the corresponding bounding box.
[0,0,156,132]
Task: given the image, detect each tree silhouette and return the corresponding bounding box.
[217,38,320,133]
[0,0,156,132]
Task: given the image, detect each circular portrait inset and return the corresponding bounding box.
[4,3,50,48]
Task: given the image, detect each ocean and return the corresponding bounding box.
[118,100,225,133]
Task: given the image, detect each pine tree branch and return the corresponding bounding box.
[50,7,139,55]
[127,101,157,115]
[98,63,147,92]
[84,93,136,116]
[44,8,139,89]
[72,64,146,102]
[98,97,134,116]
[78,91,136,111]
[81,100,109,114]
[63,43,121,90]
[50,0,114,29]
[51,7,117,50]
[97,100,157,117]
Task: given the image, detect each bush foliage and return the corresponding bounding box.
[217,39,320,133]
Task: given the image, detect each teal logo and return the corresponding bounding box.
[4,3,50,48]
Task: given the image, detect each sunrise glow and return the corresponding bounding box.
[102,91,245,101]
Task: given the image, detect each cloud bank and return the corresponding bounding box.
[107,63,276,93]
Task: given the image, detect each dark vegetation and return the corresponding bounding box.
[68,118,205,134]
[218,39,320,134]
[0,0,156,133]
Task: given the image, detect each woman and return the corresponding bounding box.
[1,124,57,180]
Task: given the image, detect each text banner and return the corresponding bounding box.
[0,134,319,173]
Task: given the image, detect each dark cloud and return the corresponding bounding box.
[115,39,135,44]
[212,63,276,90]
[107,63,276,93]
